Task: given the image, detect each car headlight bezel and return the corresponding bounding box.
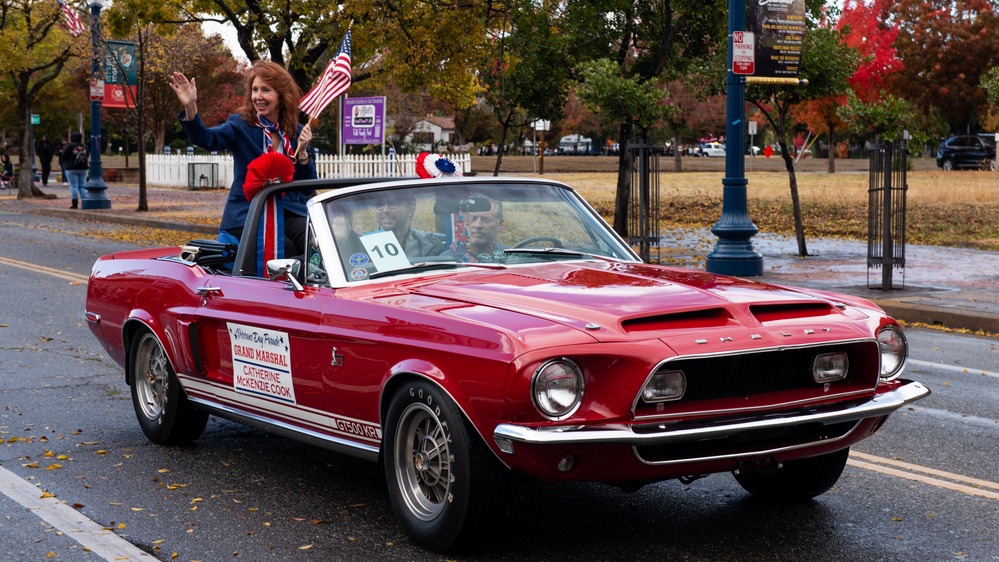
[877,325,908,380]
[531,358,584,420]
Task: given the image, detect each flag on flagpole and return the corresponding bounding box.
[299,28,352,119]
[57,0,86,38]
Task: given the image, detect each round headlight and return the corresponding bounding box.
[532,359,583,420]
[877,325,907,380]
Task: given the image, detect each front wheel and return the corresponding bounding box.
[130,331,208,445]
[733,448,850,502]
[383,380,507,552]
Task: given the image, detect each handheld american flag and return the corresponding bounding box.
[299,29,352,119]
[57,0,86,38]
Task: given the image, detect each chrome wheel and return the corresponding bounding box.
[129,329,208,445]
[133,333,169,424]
[383,380,508,552]
[393,402,451,521]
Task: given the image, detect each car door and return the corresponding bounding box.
[190,273,334,435]
[965,136,987,168]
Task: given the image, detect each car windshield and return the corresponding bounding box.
[317,181,638,282]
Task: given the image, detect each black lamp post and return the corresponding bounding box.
[81,0,111,210]
[704,0,762,276]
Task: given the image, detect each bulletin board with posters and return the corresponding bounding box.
[746,0,805,79]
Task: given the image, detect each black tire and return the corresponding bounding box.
[941,159,955,171]
[383,379,507,552]
[129,331,208,445]
[733,448,850,502]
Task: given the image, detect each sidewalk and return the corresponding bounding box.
[3,183,998,335]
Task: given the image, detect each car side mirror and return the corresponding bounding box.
[266,259,304,291]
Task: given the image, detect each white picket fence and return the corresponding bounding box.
[144,152,472,189]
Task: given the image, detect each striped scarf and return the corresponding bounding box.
[257,115,294,160]
[254,116,292,274]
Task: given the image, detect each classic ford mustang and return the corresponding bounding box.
[85,176,929,552]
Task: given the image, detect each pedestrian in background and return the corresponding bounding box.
[1,153,13,190]
[36,134,54,187]
[58,138,69,186]
[170,60,316,257]
[60,132,89,209]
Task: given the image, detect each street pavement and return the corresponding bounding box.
[3,181,998,335]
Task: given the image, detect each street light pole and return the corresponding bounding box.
[705,0,762,276]
[81,0,111,210]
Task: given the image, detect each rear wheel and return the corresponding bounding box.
[733,448,850,502]
[130,331,208,445]
[383,380,507,552]
[941,158,955,171]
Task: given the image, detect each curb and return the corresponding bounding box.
[873,300,999,335]
[29,207,217,235]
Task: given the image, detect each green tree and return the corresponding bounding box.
[565,0,728,236]
[837,89,917,141]
[179,0,498,111]
[982,67,999,132]
[0,0,86,199]
[483,0,572,175]
[746,26,859,257]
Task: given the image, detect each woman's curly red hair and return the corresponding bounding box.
[239,60,302,135]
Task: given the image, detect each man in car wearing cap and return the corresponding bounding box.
[375,192,446,258]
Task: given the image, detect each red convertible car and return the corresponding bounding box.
[86,177,929,552]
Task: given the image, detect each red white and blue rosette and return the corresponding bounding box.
[416,152,463,179]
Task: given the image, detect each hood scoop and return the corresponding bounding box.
[622,307,736,333]
[750,302,839,324]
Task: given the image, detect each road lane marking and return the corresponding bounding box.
[914,406,999,429]
[0,256,89,284]
[0,465,152,559]
[908,359,996,379]
[849,451,999,500]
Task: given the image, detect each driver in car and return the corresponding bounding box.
[375,192,446,257]
[450,197,507,263]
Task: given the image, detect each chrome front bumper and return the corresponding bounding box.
[493,380,929,448]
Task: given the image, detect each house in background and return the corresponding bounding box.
[403,116,457,152]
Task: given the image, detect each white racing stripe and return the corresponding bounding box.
[0,465,151,560]
[908,359,996,379]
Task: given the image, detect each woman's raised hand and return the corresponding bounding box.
[169,72,198,120]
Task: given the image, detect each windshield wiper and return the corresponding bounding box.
[368,261,462,279]
[503,248,622,262]
[503,248,587,257]
[366,260,505,280]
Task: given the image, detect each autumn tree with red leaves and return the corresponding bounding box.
[793,0,903,173]
[886,0,999,133]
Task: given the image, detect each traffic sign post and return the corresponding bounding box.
[732,31,755,75]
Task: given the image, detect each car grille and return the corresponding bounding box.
[634,341,880,418]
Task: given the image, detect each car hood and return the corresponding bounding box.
[405,261,878,350]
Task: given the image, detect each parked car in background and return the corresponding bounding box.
[85,176,929,552]
[747,145,761,156]
[698,142,726,157]
[935,135,997,171]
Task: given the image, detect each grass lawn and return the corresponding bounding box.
[549,169,999,251]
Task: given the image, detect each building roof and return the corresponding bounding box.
[421,116,455,130]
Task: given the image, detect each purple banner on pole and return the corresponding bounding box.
[342,96,385,145]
